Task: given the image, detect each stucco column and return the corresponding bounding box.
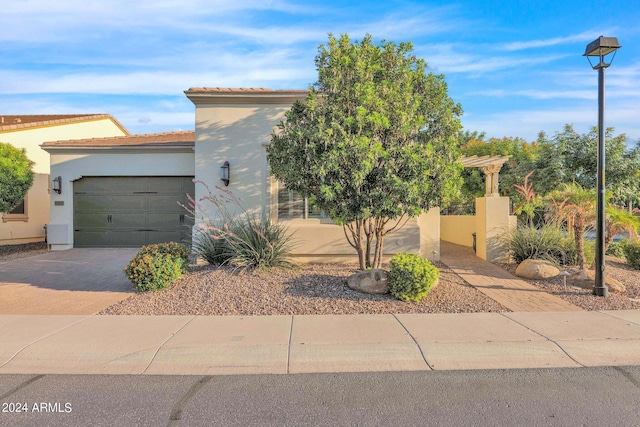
[418,207,440,261]
[482,164,502,197]
[475,196,510,262]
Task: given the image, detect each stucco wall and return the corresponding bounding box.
[475,196,511,262]
[440,215,476,248]
[0,173,49,244]
[193,104,290,219]
[47,150,195,250]
[278,209,440,263]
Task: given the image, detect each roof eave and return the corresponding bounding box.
[184,89,309,106]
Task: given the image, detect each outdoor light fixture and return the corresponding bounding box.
[584,36,621,297]
[52,176,62,194]
[220,161,230,186]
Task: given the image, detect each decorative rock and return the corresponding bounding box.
[515,259,560,280]
[347,269,389,294]
[568,270,626,294]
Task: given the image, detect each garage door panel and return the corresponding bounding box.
[75,195,111,212]
[145,213,182,229]
[110,231,149,247]
[148,195,185,212]
[147,177,185,193]
[111,213,147,229]
[148,231,184,245]
[75,179,111,193]
[74,231,110,247]
[75,213,109,228]
[109,194,147,211]
[110,177,148,193]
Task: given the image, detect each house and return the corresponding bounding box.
[0,115,128,245]
[43,88,514,262]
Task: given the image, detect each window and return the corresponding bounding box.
[9,200,25,215]
[2,198,28,222]
[277,187,326,220]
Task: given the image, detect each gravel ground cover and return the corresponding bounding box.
[500,257,640,311]
[101,262,508,315]
[0,242,48,262]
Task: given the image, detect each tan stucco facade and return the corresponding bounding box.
[1,117,127,245]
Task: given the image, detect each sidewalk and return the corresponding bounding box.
[440,241,583,312]
[1,311,639,375]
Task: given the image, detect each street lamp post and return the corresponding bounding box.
[584,36,621,297]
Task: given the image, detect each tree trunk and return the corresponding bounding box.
[573,219,586,271]
[372,233,384,269]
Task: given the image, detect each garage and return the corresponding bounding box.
[73,176,194,247]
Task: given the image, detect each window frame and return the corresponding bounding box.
[2,196,28,222]
[275,182,327,221]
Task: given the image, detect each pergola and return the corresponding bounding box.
[460,155,511,196]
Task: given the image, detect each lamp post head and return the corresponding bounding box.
[584,36,620,69]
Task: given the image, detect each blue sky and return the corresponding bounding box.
[2,0,639,143]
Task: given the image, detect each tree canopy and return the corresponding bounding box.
[0,142,34,213]
[457,125,640,211]
[268,34,463,269]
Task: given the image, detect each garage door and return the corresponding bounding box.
[74,177,195,247]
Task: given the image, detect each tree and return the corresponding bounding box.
[0,142,34,213]
[547,183,596,271]
[604,205,639,254]
[268,34,463,270]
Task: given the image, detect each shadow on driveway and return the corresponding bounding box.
[0,248,139,315]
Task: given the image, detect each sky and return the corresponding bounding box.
[1,0,639,144]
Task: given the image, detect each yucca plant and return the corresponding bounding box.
[187,181,297,270]
[503,221,571,265]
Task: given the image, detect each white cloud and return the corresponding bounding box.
[500,30,609,51]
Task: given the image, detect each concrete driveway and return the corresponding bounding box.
[0,248,139,315]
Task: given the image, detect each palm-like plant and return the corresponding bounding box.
[547,183,596,271]
[605,205,639,253]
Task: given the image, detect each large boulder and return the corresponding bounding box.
[568,269,626,294]
[347,269,389,294]
[515,259,560,280]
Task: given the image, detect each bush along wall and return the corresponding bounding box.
[125,242,190,291]
[388,253,439,302]
[623,240,640,270]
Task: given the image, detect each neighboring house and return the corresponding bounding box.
[0,114,128,245]
[43,88,514,262]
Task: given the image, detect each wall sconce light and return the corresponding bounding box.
[52,176,62,194]
[220,161,230,186]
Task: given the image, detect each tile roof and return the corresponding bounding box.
[185,87,309,95]
[42,130,195,148]
[0,114,129,134]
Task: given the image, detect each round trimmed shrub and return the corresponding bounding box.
[388,253,439,302]
[137,242,190,273]
[124,242,189,291]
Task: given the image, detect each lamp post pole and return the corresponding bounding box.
[584,36,620,297]
[594,62,607,297]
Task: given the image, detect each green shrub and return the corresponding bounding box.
[504,222,570,265]
[606,240,627,258]
[388,253,439,302]
[124,242,188,291]
[137,242,190,273]
[623,240,640,270]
